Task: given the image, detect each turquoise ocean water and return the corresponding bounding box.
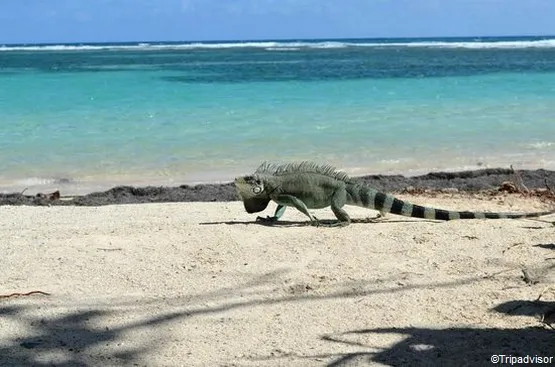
[1,36,555,194]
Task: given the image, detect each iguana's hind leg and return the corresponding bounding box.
[257,205,286,223]
[330,189,351,227]
[273,194,320,226]
[330,205,351,227]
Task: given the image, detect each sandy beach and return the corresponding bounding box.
[1,191,555,366]
[3,4,555,366]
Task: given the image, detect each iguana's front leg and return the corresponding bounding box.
[272,194,320,226]
[256,205,286,222]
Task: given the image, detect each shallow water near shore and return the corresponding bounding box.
[1,36,555,194]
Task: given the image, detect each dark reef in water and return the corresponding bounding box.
[1,168,554,206]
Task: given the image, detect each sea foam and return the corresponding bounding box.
[2,38,555,52]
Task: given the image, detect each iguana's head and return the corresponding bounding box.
[234,174,270,213]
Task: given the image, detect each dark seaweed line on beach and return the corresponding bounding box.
[1,168,554,207]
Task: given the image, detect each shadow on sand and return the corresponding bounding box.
[320,323,554,366]
[1,267,553,365]
[199,217,440,227]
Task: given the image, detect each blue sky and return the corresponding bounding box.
[1,0,554,44]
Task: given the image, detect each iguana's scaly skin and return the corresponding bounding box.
[234,161,555,226]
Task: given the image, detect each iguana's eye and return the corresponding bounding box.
[252,187,262,194]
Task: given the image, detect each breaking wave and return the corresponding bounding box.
[2,38,555,52]
[527,141,554,149]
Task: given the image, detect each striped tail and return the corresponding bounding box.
[347,186,555,221]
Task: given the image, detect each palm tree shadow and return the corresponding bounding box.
[322,325,555,366]
[0,308,156,366]
[244,289,555,365]
[318,296,555,366]
[0,269,295,366]
[6,262,550,366]
[0,270,494,366]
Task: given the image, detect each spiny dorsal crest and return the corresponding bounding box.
[255,161,352,182]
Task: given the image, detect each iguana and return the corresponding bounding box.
[234,161,555,226]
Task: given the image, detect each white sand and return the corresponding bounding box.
[1,194,555,366]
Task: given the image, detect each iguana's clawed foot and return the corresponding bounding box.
[309,216,321,227]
